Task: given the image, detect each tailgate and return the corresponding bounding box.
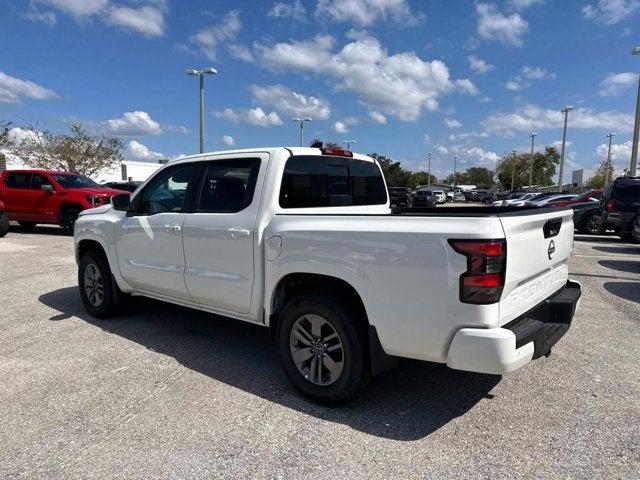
[499,208,574,325]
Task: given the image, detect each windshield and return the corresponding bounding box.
[52,174,101,189]
[507,192,525,199]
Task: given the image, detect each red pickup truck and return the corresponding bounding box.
[0,170,128,234]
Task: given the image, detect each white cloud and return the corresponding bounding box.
[8,127,41,144]
[456,146,500,165]
[595,139,632,162]
[481,103,634,136]
[521,66,555,80]
[105,5,166,37]
[189,10,242,61]
[599,72,637,96]
[253,33,476,121]
[467,55,495,74]
[215,107,283,127]
[127,140,163,161]
[0,71,58,103]
[333,121,349,133]
[316,0,423,26]
[33,0,108,19]
[369,111,387,124]
[476,3,529,46]
[25,5,57,25]
[582,0,640,25]
[228,44,255,62]
[165,125,190,135]
[249,84,331,120]
[505,66,555,91]
[508,0,544,10]
[105,111,162,136]
[445,118,462,128]
[222,135,235,146]
[268,0,306,21]
[448,131,490,142]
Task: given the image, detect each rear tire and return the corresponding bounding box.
[19,221,36,230]
[619,217,639,243]
[579,212,605,235]
[277,293,369,405]
[61,209,80,235]
[78,250,122,318]
[0,213,9,237]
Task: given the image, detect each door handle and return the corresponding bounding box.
[227,227,250,239]
[164,224,182,232]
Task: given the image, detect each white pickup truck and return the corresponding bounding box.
[74,147,581,404]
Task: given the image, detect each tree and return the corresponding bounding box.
[495,147,560,190]
[0,121,12,150]
[12,124,124,177]
[369,153,437,188]
[585,160,614,189]
[465,167,494,188]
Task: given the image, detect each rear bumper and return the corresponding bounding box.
[446,280,581,375]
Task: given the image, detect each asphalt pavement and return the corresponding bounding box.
[0,224,638,479]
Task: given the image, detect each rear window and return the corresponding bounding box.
[5,173,31,189]
[615,183,640,200]
[279,156,387,208]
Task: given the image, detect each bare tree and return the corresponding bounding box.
[0,121,12,150]
[13,124,124,178]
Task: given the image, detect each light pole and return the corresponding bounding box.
[510,149,517,192]
[186,67,218,153]
[453,155,457,190]
[630,47,640,176]
[292,117,311,147]
[605,132,616,186]
[558,106,573,192]
[427,152,432,189]
[528,132,537,192]
[341,140,356,150]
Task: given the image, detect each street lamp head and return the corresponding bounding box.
[201,67,218,75]
[632,47,640,55]
[530,132,537,137]
[607,132,616,138]
[302,117,312,122]
[562,105,574,112]
[185,69,199,76]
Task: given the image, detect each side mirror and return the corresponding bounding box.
[111,193,131,211]
[41,184,54,193]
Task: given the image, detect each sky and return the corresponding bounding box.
[1,0,639,182]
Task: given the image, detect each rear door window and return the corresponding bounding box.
[279,156,387,208]
[30,174,53,190]
[5,173,32,189]
[195,158,260,213]
[615,183,640,200]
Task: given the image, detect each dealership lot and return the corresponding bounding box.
[0,227,638,479]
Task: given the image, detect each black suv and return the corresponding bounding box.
[412,189,436,207]
[599,177,640,241]
[388,187,412,208]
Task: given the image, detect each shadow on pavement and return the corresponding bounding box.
[592,245,640,255]
[603,282,640,304]
[574,234,621,243]
[598,260,640,275]
[38,287,500,441]
[8,225,67,236]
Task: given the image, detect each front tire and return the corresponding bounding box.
[277,294,368,405]
[62,209,81,235]
[0,213,9,237]
[78,251,121,318]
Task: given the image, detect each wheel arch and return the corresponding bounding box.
[268,272,396,375]
[59,202,85,223]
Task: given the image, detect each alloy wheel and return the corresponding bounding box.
[83,262,104,307]
[289,314,344,386]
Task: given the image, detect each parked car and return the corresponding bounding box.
[388,187,412,208]
[548,189,602,208]
[526,194,577,207]
[0,200,8,237]
[102,180,142,193]
[453,191,466,202]
[432,190,446,203]
[412,189,436,207]
[598,177,640,242]
[571,202,604,235]
[493,192,539,207]
[0,170,129,234]
[75,146,581,404]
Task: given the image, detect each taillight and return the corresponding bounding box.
[607,198,616,212]
[448,239,506,305]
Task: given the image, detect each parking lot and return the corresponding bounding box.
[1,226,638,479]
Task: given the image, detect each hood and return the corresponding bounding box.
[78,204,113,216]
